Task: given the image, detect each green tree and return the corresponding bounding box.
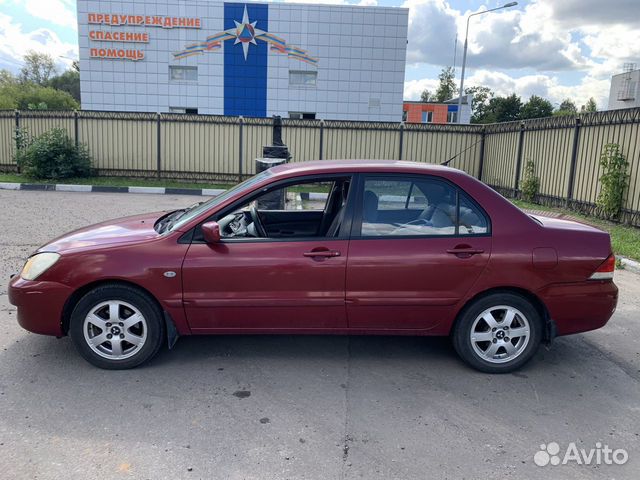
[495,94,523,122]
[520,95,554,119]
[420,89,433,102]
[20,50,57,85]
[0,94,15,109]
[435,66,457,102]
[581,97,597,113]
[555,98,577,116]
[0,69,17,87]
[474,94,522,123]
[465,86,494,123]
[0,83,78,110]
[48,69,80,103]
[19,85,78,109]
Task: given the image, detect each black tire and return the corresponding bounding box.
[452,292,542,374]
[69,284,165,369]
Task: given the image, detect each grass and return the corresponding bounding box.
[512,199,640,262]
[0,173,232,191]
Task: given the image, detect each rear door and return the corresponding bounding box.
[345,174,492,331]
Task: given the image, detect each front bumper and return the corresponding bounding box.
[8,275,73,336]
[538,280,618,336]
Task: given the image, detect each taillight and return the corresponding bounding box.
[589,254,616,280]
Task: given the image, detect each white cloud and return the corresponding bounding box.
[403,76,439,100]
[0,13,78,72]
[540,0,640,28]
[402,0,590,71]
[402,0,640,108]
[402,0,458,66]
[463,70,610,108]
[15,0,77,30]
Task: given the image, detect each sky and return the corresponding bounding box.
[0,0,638,109]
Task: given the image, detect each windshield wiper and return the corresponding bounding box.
[156,209,187,233]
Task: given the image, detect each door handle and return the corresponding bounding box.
[446,247,484,256]
[303,250,341,258]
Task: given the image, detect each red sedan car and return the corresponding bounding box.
[9,160,618,372]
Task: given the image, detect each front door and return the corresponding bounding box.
[182,176,352,332]
[345,174,492,332]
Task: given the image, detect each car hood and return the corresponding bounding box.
[38,212,164,254]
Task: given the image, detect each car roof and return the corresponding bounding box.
[269,160,463,177]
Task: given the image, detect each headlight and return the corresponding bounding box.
[21,253,61,281]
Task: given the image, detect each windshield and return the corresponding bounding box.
[165,170,273,233]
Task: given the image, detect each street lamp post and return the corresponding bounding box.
[456,2,518,123]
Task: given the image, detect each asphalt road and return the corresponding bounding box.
[1,189,639,480]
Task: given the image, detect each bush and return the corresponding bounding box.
[15,128,91,179]
[520,159,540,202]
[597,143,629,220]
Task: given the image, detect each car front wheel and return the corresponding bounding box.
[69,284,165,369]
[452,292,542,373]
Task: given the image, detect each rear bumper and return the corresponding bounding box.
[8,275,72,336]
[538,280,618,336]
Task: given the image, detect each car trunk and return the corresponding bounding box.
[530,214,613,281]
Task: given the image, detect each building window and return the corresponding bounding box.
[169,66,197,82]
[289,112,316,119]
[289,70,317,86]
[447,111,458,123]
[169,107,198,114]
[422,111,433,123]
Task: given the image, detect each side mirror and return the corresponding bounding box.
[201,221,221,243]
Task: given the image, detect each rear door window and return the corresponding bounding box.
[357,175,489,237]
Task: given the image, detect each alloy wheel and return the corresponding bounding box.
[470,305,531,364]
[83,300,148,360]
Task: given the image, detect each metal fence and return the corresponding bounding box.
[1,107,639,225]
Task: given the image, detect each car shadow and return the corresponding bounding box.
[153,333,458,365]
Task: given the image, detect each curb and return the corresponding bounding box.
[0,182,225,197]
[617,256,640,274]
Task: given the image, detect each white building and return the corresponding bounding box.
[77,0,408,121]
[608,65,640,110]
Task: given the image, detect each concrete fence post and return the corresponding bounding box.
[156,113,162,179]
[398,121,404,161]
[14,109,20,173]
[319,119,324,160]
[238,116,244,181]
[478,127,486,182]
[514,122,526,195]
[74,110,79,147]
[566,116,582,205]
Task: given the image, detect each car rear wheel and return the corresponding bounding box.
[452,292,542,373]
[69,284,164,369]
